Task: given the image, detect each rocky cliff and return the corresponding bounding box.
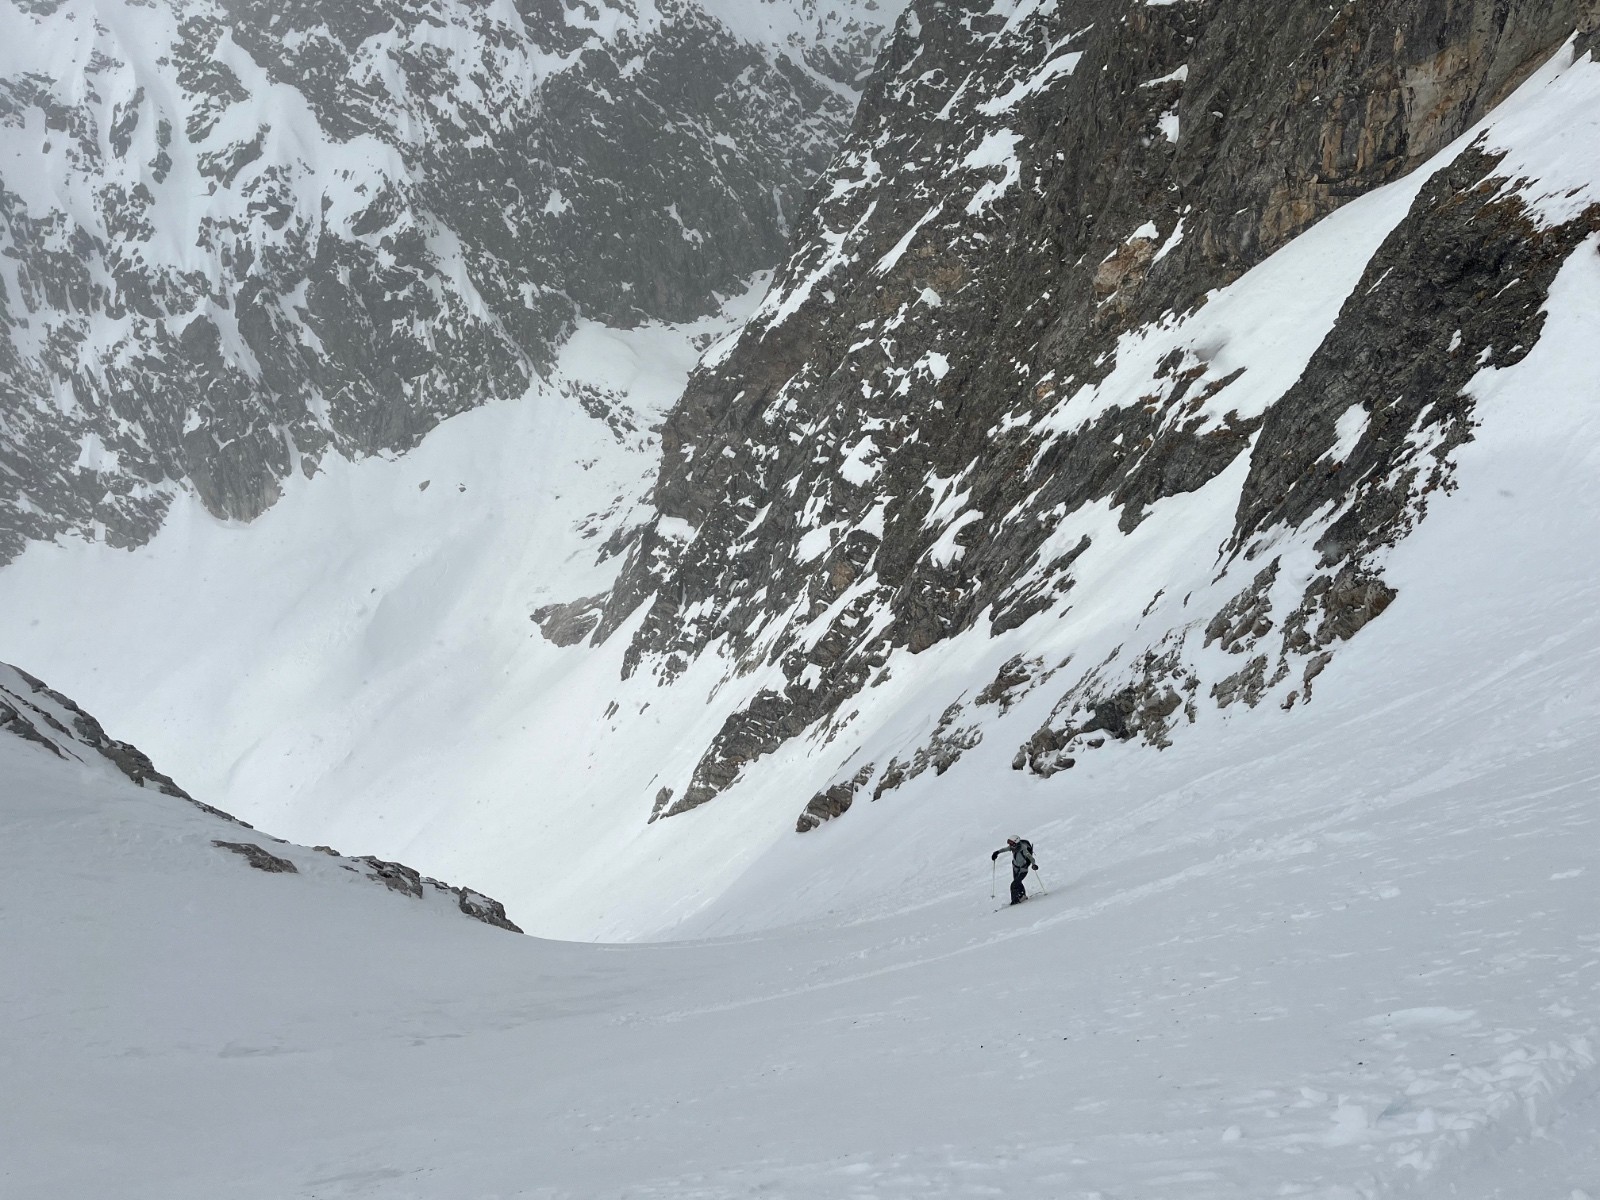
[586,0,1600,824]
[0,0,903,562]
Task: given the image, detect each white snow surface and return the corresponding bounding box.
[694,0,911,93]
[0,288,774,941]
[6,319,1600,1192]
[4,31,1600,1200]
[1,47,1598,947]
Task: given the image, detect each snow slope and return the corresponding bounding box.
[0,280,776,937]
[6,75,1600,1194]
[6,46,1600,949]
[6,308,1599,1194]
[4,14,1599,1200]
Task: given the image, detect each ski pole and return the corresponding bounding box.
[1032,866,1046,897]
[990,858,997,899]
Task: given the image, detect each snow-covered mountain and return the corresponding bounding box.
[0,0,903,561]
[6,3,1600,1195]
[6,423,1600,1195]
[2,1,1598,942]
[596,0,1597,823]
[0,660,523,929]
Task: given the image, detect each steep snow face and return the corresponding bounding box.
[5,365,1600,1198]
[0,283,772,937]
[4,16,1600,1191]
[0,0,905,561]
[3,42,1600,953]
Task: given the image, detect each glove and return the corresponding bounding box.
[990,850,999,861]
[1032,864,1039,871]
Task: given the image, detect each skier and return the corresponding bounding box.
[991,836,1037,905]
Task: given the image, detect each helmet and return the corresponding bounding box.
[1007,836,1019,845]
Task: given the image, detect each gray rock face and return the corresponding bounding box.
[1,661,523,932]
[589,1,1595,820]
[346,854,524,933]
[212,840,300,873]
[532,593,609,647]
[0,0,904,562]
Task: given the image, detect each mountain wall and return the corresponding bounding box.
[586,0,1600,824]
[0,0,902,562]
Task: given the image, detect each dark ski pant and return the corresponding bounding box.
[1011,866,1029,904]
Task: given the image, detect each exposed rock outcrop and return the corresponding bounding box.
[533,594,609,647]
[213,841,299,874]
[583,1,1596,818]
[795,763,875,832]
[1,664,203,803]
[350,855,524,933]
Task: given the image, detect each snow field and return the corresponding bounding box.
[0,289,773,937]
[5,232,1600,1198]
[5,445,1598,1197]
[3,31,1600,1200]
